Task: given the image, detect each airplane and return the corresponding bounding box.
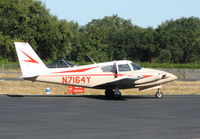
[14,42,177,99]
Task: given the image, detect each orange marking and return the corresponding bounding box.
[20,50,38,64]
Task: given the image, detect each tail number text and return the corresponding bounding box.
[62,76,91,84]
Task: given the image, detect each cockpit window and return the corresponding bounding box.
[101,65,114,72]
[131,63,142,70]
[118,64,131,72]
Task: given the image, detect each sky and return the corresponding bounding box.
[40,0,200,28]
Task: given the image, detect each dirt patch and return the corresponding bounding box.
[0,80,199,95]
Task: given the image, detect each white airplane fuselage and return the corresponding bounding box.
[33,60,177,90]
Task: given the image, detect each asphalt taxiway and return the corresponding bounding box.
[0,95,200,139]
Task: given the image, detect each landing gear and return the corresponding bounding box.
[155,89,163,99]
[114,87,121,98]
[105,89,114,97]
[105,87,121,98]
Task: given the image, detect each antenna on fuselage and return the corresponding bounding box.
[86,55,96,64]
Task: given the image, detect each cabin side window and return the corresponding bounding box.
[101,65,114,72]
[118,64,131,72]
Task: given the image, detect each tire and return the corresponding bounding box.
[114,91,121,98]
[155,91,163,99]
[105,89,114,97]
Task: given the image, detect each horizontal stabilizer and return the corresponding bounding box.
[19,75,38,81]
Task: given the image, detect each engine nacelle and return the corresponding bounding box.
[134,75,162,85]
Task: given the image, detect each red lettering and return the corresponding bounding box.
[62,77,67,84]
[68,77,72,83]
[81,77,85,83]
[73,77,76,83]
[76,77,80,83]
[62,76,91,84]
[86,76,91,83]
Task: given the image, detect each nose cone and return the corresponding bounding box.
[167,73,177,81]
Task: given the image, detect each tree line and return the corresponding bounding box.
[0,0,200,64]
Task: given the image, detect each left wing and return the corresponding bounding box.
[93,76,141,89]
[93,74,162,89]
[139,85,162,91]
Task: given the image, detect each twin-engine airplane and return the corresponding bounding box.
[14,42,177,98]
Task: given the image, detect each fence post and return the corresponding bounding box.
[2,63,4,74]
[185,69,187,80]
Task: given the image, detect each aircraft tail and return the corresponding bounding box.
[14,42,48,77]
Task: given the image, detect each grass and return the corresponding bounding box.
[0,62,20,69]
[0,80,199,95]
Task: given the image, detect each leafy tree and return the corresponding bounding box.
[0,0,79,61]
[156,17,200,63]
[158,49,172,63]
[1,0,200,65]
[81,15,142,62]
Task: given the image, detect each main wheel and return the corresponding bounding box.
[114,91,121,98]
[105,89,114,97]
[155,90,163,99]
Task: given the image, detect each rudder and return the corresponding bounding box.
[14,42,48,77]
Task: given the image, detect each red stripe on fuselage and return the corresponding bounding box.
[41,74,125,77]
[52,66,99,74]
[142,75,153,78]
[40,74,153,78]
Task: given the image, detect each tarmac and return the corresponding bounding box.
[0,95,200,139]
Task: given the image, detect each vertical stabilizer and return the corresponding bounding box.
[14,42,48,77]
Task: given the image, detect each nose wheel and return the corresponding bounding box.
[155,89,163,99]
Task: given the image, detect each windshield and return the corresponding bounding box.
[131,63,142,70]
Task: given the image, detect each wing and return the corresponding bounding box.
[93,74,163,89]
[93,76,141,89]
[139,85,162,91]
